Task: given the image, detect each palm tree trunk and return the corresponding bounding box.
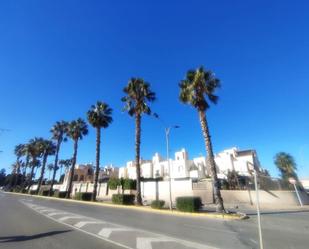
[21,155,29,190]
[27,164,36,192]
[50,139,60,196]
[13,158,21,188]
[67,139,78,198]
[135,114,142,205]
[37,153,48,194]
[198,110,225,213]
[92,127,101,201]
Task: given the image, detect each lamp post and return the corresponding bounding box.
[165,125,179,210]
[153,113,179,211]
[248,163,263,249]
[289,178,303,207]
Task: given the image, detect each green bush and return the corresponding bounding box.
[53,190,67,198]
[112,194,135,205]
[74,192,93,201]
[39,190,50,196]
[108,177,120,190]
[176,196,202,212]
[29,190,37,195]
[122,179,136,190]
[150,200,165,209]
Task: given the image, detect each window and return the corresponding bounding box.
[73,175,78,181]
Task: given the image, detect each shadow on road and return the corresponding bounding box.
[0,230,72,243]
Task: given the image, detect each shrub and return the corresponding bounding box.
[122,179,136,190]
[150,200,165,209]
[74,192,93,201]
[53,190,67,198]
[112,194,135,205]
[39,190,50,196]
[108,177,120,190]
[29,190,37,195]
[176,196,202,212]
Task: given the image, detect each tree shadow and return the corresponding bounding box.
[0,230,72,243]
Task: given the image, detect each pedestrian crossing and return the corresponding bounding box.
[21,200,218,249]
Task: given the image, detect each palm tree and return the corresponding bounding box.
[49,121,68,195]
[20,143,31,189]
[58,159,72,181]
[121,78,156,205]
[87,101,113,201]
[47,163,54,180]
[274,152,298,181]
[36,139,56,194]
[26,138,43,192]
[66,118,88,198]
[179,66,225,213]
[13,144,24,188]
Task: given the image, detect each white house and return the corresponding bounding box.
[118,147,262,180]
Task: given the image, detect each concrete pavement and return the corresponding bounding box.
[1,191,309,249]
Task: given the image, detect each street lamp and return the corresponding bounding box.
[153,113,179,210]
[165,125,180,210]
[248,162,264,249]
[289,177,303,207]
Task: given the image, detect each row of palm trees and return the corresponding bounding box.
[11,66,225,213]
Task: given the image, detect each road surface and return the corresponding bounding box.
[0,191,308,249]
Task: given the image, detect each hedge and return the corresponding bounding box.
[176,196,202,212]
[150,200,165,209]
[29,190,37,195]
[74,192,93,201]
[108,178,120,190]
[53,190,67,198]
[122,179,136,190]
[112,194,135,205]
[39,190,50,196]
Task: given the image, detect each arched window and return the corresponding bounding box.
[79,175,84,181]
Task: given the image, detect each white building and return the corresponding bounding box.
[118,147,262,180]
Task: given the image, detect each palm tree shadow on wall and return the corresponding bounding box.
[0,230,72,243]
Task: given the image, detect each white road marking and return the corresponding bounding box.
[98,227,134,238]
[47,212,70,217]
[250,239,258,244]
[136,237,174,249]
[58,216,84,221]
[21,201,219,249]
[74,221,104,228]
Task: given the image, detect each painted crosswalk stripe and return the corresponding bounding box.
[74,221,104,228]
[136,237,175,249]
[47,212,70,217]
[98,228,134,238]
[58,216,83,222]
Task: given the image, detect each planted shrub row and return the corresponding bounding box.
[39,190,51,196]
[74,192,93,201]
[112,194,135,205]
[53,190,67,198]
[176,196,202,212]
[150,200,165,209]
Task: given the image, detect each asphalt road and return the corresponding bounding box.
[1,192,309,249]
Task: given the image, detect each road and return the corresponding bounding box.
[0,192,309,249]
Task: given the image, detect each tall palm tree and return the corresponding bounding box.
[274,152,298,181]
[58,159,72,181]
[47,163,54,180]
[121,78,156,205]
[13,144,24,188]
[66,118,88,198]
[87,101,113,201]
[179,66,225,213]
[20,143,31,189]
[36,139,56,194]
[49,121,68,195]
[26,138,43,192]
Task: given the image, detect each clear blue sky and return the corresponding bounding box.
[0,0,308,178]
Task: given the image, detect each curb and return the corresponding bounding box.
[4,191,246,220]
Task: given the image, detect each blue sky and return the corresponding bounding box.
[0,0,308,179]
